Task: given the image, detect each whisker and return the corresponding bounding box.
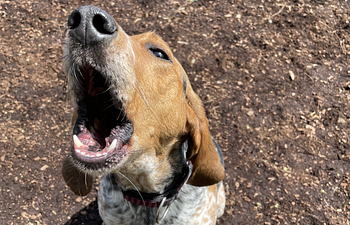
[65,174,74,185]
[70,64,86,91]
[101,102,116,113]
[103,98,114,104]
[120,113,126,122]
[96,86,112,96]
[116,108,124,121]
[85,173,88,190]
[76,66,85,80]
[63,54,70,61]
[131,66,170,132]
[125,67,149,107]
[72,66,79,83]
[117,171,146,207]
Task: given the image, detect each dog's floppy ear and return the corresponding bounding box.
[185,83,225,186]
[62,157,93,196]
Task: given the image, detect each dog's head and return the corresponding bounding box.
[62,6,224,196]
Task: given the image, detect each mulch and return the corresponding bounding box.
[0,0,349,224]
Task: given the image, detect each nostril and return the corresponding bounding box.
[92,14,117,35]
[68,11,81,29]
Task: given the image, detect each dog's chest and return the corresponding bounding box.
[98,175,207,225]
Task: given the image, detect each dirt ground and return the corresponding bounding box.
[0,0,350,224]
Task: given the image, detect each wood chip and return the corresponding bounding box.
[177,41,188,45]
[289,70,295,81]
[247,110,254,117]
[40,165,49,171]
[337,117,347,124]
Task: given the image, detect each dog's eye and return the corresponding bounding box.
[150,48,170,61]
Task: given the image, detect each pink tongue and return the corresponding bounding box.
[77,132,100,147]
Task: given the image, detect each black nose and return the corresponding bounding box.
[67,6,117,46]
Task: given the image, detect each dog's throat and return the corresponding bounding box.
[119,160,193,208]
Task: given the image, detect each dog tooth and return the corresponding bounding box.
[108,139,117,152]
[103,152,108,156]
[73,135,84,148]
[80,151,86,156]
[76,149,81,153]
[96,153,102,157]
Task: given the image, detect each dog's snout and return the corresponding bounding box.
[68,6,117,46]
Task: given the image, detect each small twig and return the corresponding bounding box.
[270,4,286,19]
[304,213,323,223]
[318,20,347,55]
[318,20,332,29]
[331,177,344,196]
[336,35,347,55]
[305,72,313,81]
[265,3,286,21]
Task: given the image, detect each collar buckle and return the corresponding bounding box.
[156,196,175,224]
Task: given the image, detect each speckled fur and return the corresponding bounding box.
[98,141,225,225]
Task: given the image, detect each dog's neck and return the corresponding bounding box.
[118,160,192,209]
[114,140,188,193]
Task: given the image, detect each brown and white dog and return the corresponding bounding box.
[62,6,225,225]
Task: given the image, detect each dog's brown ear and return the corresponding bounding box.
[62,157,93,196]
[185,84,225,186]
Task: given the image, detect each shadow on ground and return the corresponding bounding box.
[64,200,102,225]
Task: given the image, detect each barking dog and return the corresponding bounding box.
[62,6,225,225]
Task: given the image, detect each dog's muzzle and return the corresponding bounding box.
[65,6,134,171]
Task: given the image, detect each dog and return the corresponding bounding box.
[62,6,225,225]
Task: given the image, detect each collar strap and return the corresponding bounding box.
[122,161,192,208]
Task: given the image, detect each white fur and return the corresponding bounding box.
[98,174,225,225]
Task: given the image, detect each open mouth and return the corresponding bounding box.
[71,66,133,170]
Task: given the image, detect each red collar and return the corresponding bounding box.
[121,161,192,208]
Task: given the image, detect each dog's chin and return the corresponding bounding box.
[69,65,134,174]
[68,149,131,176]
